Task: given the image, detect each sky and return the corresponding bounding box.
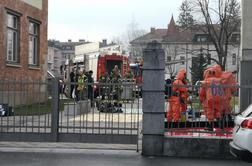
[48,0,184,43]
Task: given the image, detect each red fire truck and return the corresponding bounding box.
[96,54,130,81]
[93,54,130,98]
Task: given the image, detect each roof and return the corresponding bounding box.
[131,16,240,44]
[130,29,167,44]
[100,43,118,48]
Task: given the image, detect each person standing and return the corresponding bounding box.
[87,70,94,107]
[200,65,225,130]
[99,72,110,100]
[110,65,123,113]
[75,69,80,101]
[70,68,75,99]
[167,69,188,122]
[77,70,87,101]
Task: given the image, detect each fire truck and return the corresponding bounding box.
[94,54,131,112]
[93,54,130,97]
[96,54,130,81]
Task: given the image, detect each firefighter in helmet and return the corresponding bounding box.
[167,69,189,122]
[110,65,123,113]
[99,72,110,100]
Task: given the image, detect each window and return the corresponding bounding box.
[232,54,236,65]
[29,21,39,66]
[167,56,171,62]
[180,56,185,65]
[197,36,207,42]
[7,13,20,63]
[195,34,209,43]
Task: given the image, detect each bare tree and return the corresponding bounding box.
[191,0,240,70]
[124,19,147,58]
[126,19,147,44]
[111,36,123,45]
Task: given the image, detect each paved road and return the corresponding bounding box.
[0,149,250,166]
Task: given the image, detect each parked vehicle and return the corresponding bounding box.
[230,104,252,162]
[93,54,130,98]
[96,54,130,81]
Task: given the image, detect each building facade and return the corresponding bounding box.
[47,47,63,77]
[130,17,240,81]
[74,40,123,81]
[48,39,87,74]
[0,0,48,81]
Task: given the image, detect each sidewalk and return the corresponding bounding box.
[0,142,138,153]
[0,147,250,166]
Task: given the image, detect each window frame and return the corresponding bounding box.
[28,18,40,67]
[6,9,21,64]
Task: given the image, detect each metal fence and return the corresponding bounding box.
[3,78,248,145]
[0,78,142,147]
[59,80,142,145]
[0,80,51,134]
[165,84,252,138]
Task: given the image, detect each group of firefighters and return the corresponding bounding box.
[62,64,133,113]
[98,65,125,113]
[167,65,236,129]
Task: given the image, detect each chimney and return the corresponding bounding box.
[150,27,155,33]
[102,39,107,46]
[68,39,72,43]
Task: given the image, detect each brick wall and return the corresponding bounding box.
[0,0,48,81]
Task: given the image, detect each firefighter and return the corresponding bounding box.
[221,71,237,123]
[125,71,134,79]
[99,72,110,100]
[110,65,123,113]
[110,65,121,80]
[167,69,188,122]
[77,69,87,101]
[96,73,111,112]
[200,65,225,130]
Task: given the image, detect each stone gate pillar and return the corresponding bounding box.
[142,41,165,156]
[240,0,252,111]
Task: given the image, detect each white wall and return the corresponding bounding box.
[99,44,122,55]
[75,42,99,56]
[88,54,99,81]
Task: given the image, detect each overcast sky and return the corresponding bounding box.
[48,0,184,43]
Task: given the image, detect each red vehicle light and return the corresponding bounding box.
[241,119,252,129]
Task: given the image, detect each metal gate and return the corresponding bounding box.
[0,78,142,148]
